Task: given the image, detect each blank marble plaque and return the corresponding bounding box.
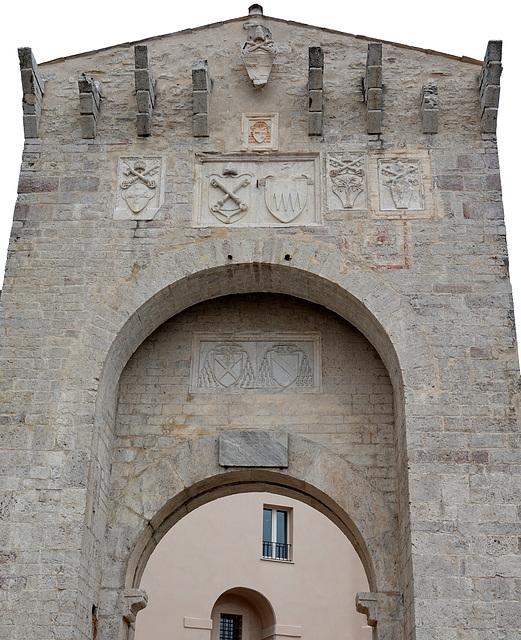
[219,430,288,467]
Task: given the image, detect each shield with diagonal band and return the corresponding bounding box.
[258,344,313,389]
[199,343,255,389]
[264,175,308,223]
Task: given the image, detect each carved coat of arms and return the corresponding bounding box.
[258,344,313,388]
[199,343,255,389]
[209,163,252,224]
[120,159,159,213]
[264,175,308,223]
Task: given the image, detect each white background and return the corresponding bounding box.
[1,1,518,318]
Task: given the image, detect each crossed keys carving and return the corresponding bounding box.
[210,177,250,213]
[209,163,251,224]
[380,161,420,209]
[120,160,159,190]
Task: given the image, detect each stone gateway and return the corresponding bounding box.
[0,5,518,640]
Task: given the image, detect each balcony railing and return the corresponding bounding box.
[262,541,291,560]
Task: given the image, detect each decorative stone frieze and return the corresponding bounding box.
[190,333,321,393]
[194,154,320,226]
[18,47,44,139]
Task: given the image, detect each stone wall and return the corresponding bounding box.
[0,7,518,640]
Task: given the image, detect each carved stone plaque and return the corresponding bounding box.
[377,159,424,211]
[327,152,367,210]
[114,156,165,220]
[190,333,321,393]
[242,113,278,151]
[195,154,320,226]
[219,431,288,467]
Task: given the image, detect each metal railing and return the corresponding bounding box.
[262,541,291,560]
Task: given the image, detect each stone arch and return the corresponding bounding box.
[87,239,435,638]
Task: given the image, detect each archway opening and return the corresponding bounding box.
[134,492,372,640]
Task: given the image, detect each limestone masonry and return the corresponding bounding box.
[0,4,518,640]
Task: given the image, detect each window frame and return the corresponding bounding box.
[262,505,292,561]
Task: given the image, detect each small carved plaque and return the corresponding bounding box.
[378,159,424,211]
[242,113,278,151]
[327,152,367,210]
[195,154,320,226]
[114,156,165,220]
[219,430,288,467]
[191,333,321,393]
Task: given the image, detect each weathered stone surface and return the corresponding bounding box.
[219,430,289,467]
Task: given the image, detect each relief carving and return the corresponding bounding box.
[191,334,321,393]
[242,113,278,151]
[196,155,320,226]
[328,153,367,210]
[242,25,276,87]
[115,156,165,220]
[378,159,424,211]
[209,163,252,224]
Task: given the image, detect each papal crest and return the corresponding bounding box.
[120,158,159,214]
[209,163,252,224]
[199,343,255,389]
[264,175,308,223]
[258,344,313,389]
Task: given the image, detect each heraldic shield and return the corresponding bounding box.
[209,163,252,225]
[199,343,255,389]
[258,344,313,389]
[265,175,308,223]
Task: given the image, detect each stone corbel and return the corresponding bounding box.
[479,40,502,133]
[122,588,148,625]
[421,78,439,134]
[18,48,45,139]
[308,47,323,136]
[356,592,403,639]
[134,45,156,136]
[192,60,210,137]
[364,43,383,135]
[78,73,102,139]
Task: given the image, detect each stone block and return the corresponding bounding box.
[481,107,498,133]
[481,84,500,111]
[134,45,150,69]
[218,430,288,467]
[308,111,323,136]
[136,90,152,114]
[192,90,208,115]
[366,66,382,89]
[309,46,324,69]
[367,42,382,66]
[367,109,382,134]
[80,114,96,139]
[79,93,98,116]
[366,87,382,111]
[22,114,39,139]
[134,69,153,93]
[137,113,152,137]
[308,67,323,90]
[308,89,323,112]
[193,113,208,137]
[423,109,438,134]
[192,61,209,91]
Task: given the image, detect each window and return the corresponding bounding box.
[262,506,291,560]
[220,614,242,640]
